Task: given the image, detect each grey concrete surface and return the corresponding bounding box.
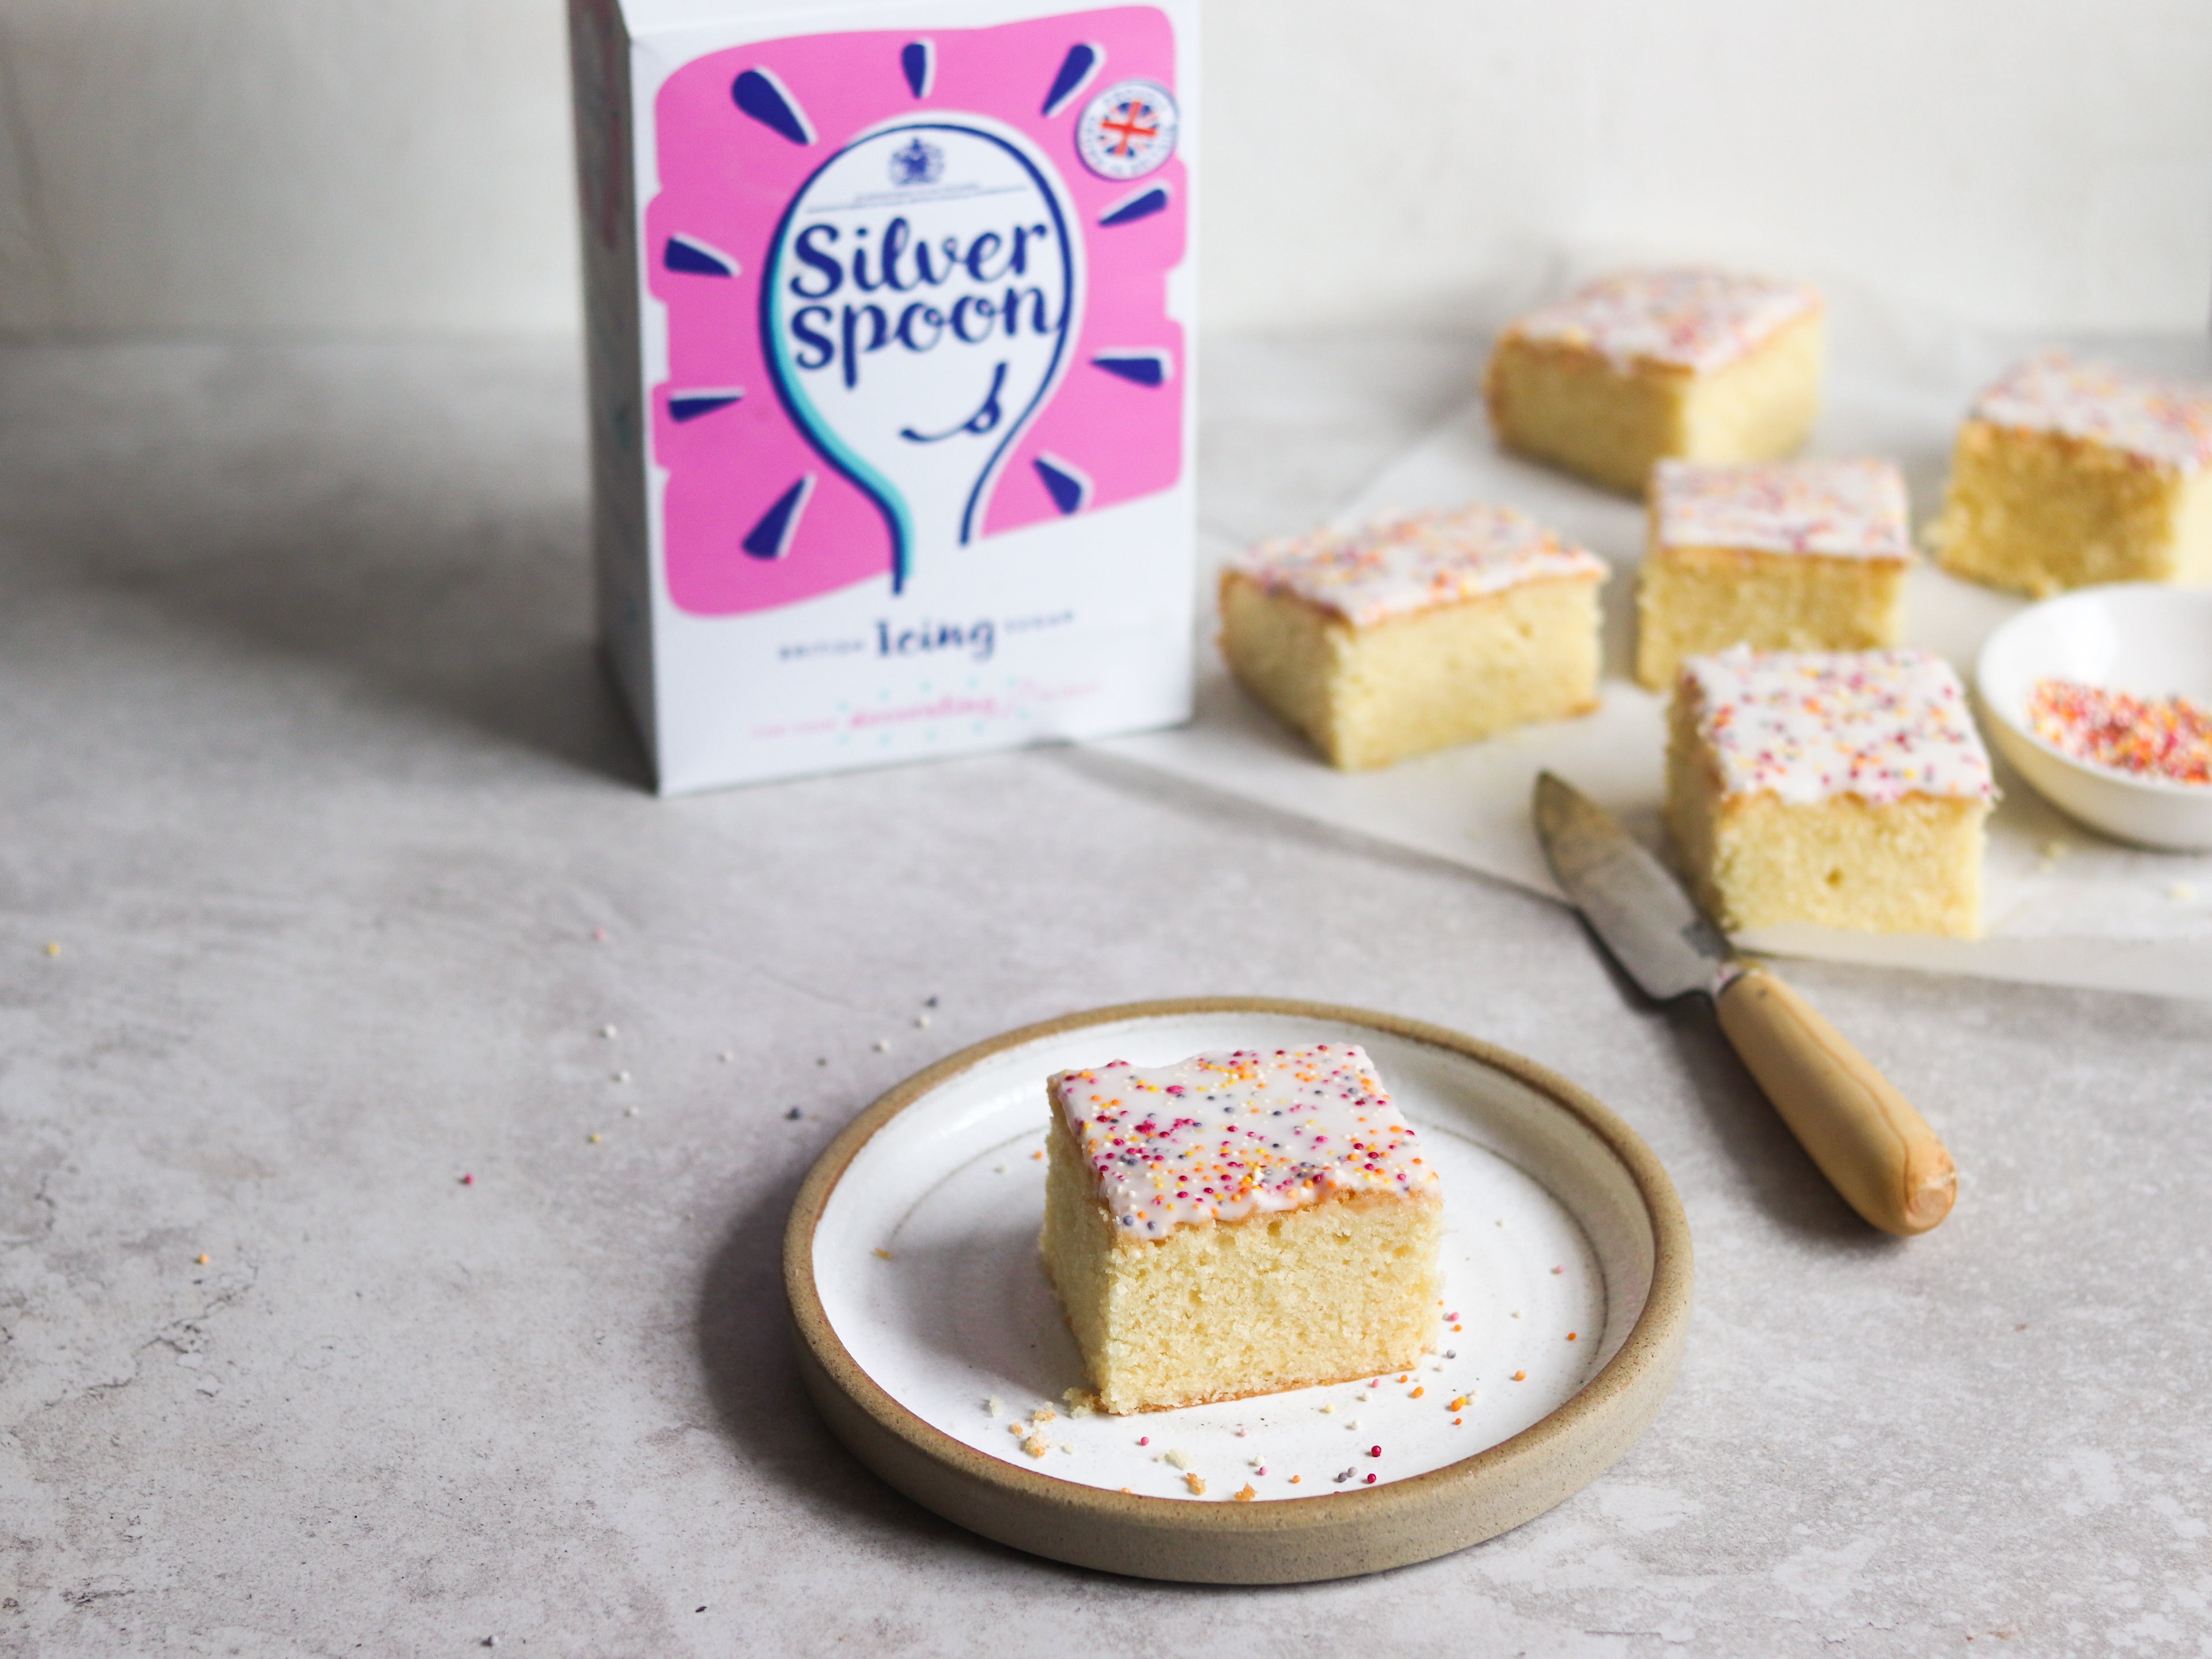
[1,336,2208,1657]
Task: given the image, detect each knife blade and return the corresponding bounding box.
[1533,771,1958,1237]
[1532,771,1736,1002]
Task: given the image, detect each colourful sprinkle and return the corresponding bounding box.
[1506,267,1820,374]
[1975,350,2212,472]
[2029,679,2211,786]
[1682,647,1994,806]
[1051,1047,1442,1236]
[1654,457,1910,560]
[1237,506,1605,628]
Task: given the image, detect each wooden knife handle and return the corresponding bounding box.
[1715,967,1957,1236]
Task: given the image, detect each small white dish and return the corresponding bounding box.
[1975,584,2212,851]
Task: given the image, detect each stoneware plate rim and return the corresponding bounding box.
[782,996,1694,1582]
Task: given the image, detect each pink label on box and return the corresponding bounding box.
[646,9,1187,616]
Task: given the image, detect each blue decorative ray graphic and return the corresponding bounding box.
[663,234,738,277]
[668,388,745,422]
[1090,351,1171,387]
[732,67,816,145]
[1098,184,1170,227]
[743,475,817,560]
[1033,454,1093,516]
[1040,43,1102,118]
[900,40,934,99]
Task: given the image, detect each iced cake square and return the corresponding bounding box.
[1932,351,2212,596]
[1635,458,1913,690]
[1484,268,1825,495]
[1041,1044,1445,1415]
[1218,504,1608,771]
[1665,647,1995,937]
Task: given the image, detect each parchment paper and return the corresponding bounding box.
[1100,334,2212,1001]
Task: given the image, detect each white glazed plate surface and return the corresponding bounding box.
[1976,584,2212,850]
[810,1009,1656,1504]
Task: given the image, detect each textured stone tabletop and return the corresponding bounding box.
[2,335,2207,1657]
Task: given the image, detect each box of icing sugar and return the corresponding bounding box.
[567,0,1197,791]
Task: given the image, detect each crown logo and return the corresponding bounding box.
[887,136,945,188]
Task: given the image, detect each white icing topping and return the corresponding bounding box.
[1972,350,2212,472]
[1681,646,1994,806]
[1237,505,1607,627]
[1050,1046,1441,1237]
[1506,268,1821,373]
[1653,458,1911,560]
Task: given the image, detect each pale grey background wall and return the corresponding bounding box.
[1,0,2207,338]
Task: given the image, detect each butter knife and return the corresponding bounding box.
[1533,771,1957,1236]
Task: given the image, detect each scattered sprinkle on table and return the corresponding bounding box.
[588,1133,603,1144]
[1512,1370,1527,1381]
[592,928,608,942]
[785,1108,802,1120]
[2030,679,2212,785]
[1551,1265,1564,1274]
[873,1040,889,1052]
[2172,882,2198,903]
[600,1025,617,1039]
[459,1174,474,1186]
[1567,1332,1578,1342]
[720,1052,734,1063]
[915,1014,931,1028]
[195,1253,210,1265]
[44,942,60,957]
[873,1248,893,1260]
[1363,1473,1377,1484]
[612,1070,630,1083]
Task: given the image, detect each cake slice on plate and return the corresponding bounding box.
[1932,350,2212,596]
[1219,503,1608,771]
[1484,268,1825,495]
[1665,646,1995,938]
[1635,457,1913,691]
[1041,1045,1444,1415]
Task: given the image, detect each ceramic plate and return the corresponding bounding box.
[784,998,1692,1583]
